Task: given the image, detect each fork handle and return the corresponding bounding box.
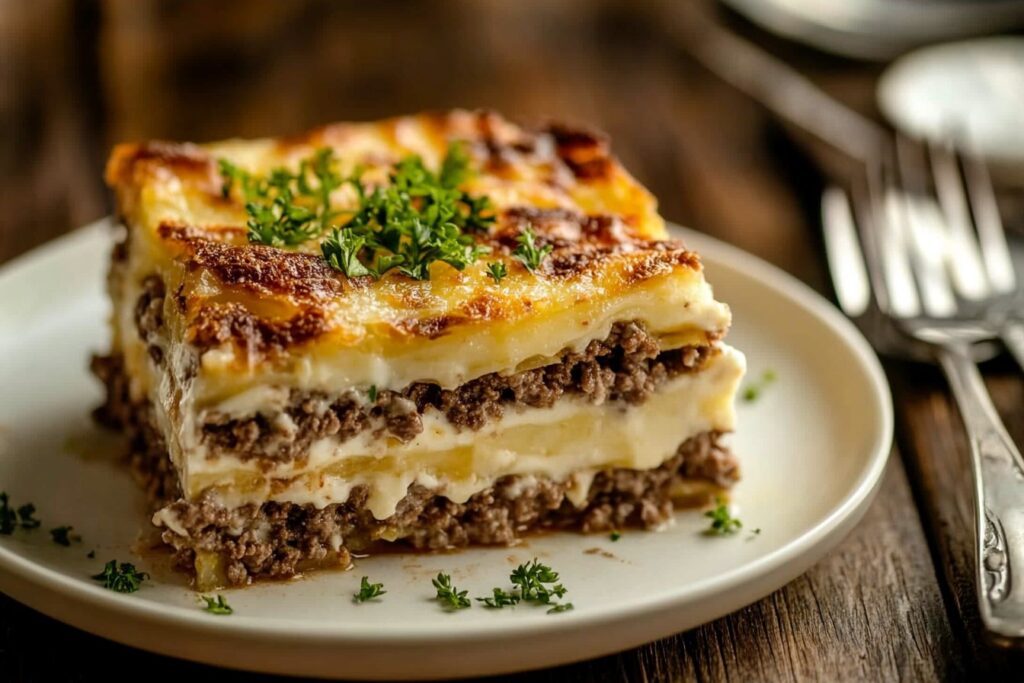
[1001,321,1024,375]
[938,344,1024,639]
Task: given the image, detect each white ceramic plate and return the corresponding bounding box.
[878,37,1024,179]
[723,0,1024,61]
[0,220,892,680]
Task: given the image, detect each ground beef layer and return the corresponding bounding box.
[200,319,714,463]
[128,282,716,465]
[92,348,738,587]
[160,430,736,586]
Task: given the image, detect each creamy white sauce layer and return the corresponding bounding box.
[160,345,744,523]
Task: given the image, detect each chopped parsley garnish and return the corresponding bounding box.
[610,531,621,542]
[321,228,376,277]
[222,142,496,282]
[432,572,471,610]
[476,559,572,614]
[512,225,552,273]
[92,560,149,593]
[742,369,777,403]
[0,493,42,534]
[486,261,508,284]
[220,147,344,248]
[50,526,79,546]
[200,594,233,615]
[704,497,742,536]
[511,559,567,604]
[353,576,386,603]
[321,143,493,280]
[368,384,378,403]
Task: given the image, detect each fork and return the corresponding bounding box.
[822,145,1024,639]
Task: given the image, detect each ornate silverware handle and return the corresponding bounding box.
[939,344,1024,638]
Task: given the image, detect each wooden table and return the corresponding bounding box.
[3,1,1023,679]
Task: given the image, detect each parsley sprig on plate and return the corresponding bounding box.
[353,576,386,603]
[477,587,520,609]
[220,142,499,281]
[476,559,573,614]
[0,492,42,534]
[432,572,471,611]
[92,560,150,593]
[704,497,742,536]
[200,594,234,615]
[50,525,79,546]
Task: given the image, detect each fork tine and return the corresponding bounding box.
[897,192,959,317]
[960,143,1017,293]
[928,138,990,300]
[821,186,871,317]
[866,160,922,318]
[847,179,889,314]
[893,137,957,318]
[849,161,920,318]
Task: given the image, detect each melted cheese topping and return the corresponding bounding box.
[106,110,731,406]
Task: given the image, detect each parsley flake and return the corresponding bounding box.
[200,594,233,615]
[546,602,575,614]
[368,385,378,403]
[610,531,621,542]
[16,503,40,529]
[0,494,42,534]
[704,497,742,536]
[92,560,149,593]
[486,261,508,284]
[353,576,386,603]
[432,572,471,610]
[512,225,552,273]
[742,369,777,403]
[476,587,520,609]
[50,526,79,546]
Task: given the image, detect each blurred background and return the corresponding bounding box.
[4,0,1024,279]
[2,0,1005,283]
[4,0,1024,273]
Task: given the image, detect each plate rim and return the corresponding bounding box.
[0,219,894,663]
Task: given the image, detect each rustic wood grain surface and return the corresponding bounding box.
[1,1,1022,680]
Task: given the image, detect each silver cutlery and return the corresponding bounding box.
[663,4,1024,638]
[822,141,1024,638]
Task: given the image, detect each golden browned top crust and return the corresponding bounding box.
[105,110,726,385]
